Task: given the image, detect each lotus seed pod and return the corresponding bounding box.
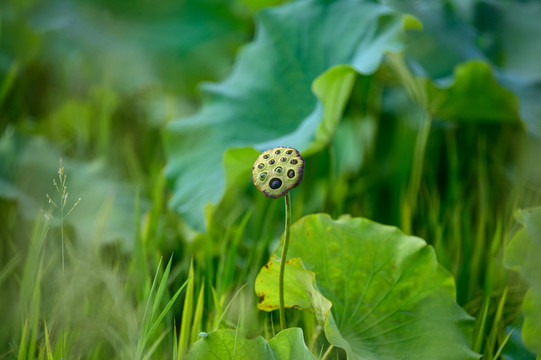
[252,147,304,198]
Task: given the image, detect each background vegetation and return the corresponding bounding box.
[1,0,540,359]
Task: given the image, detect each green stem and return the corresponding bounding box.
[60,200,65,358]
[61,216,65,274]
[321,345,335,360]
[279,192,291,330]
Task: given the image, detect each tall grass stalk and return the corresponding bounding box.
[43,159,81,359]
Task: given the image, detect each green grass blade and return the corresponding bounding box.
[173,320,178,360]
[0,254,21,287]
[486,287,509,359]
[140,257,163,332]
[0,59,19,107]
[149,255,174,328]
[143,327,170,360]
[221,212,251,293]
[210,284,224,331]
[17,318,29,360]
[213,283,247,332]
[190,282,205,347]
[145,275,190,349]
[19,216,48,317]
[473,297,490,354]
[493,328,514,360]
[43,319,54,360]
[27,256,45,360]
[177,259,194,360]
[132,189,150,303]
[136,256,164,359]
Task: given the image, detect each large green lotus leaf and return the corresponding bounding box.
[384,1,538,133]
[209,146,259,225]
[474,1,541,137]
[187,327,316,360]
[428,60,521,123]
[0,131,143,250]
[472,1,541,77]
[505,207,541,357]
[3,0,250,95]
[500,75,541,138]
[383,0,485,79]
[255,256,332,324]
[271,214,477,360]
[222,146,260,203]
[164,0,410,230]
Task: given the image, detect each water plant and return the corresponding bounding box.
[2,0,541,358]
[252,146,305,330]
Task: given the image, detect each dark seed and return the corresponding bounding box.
[287,169,295,178]
[291,159,298,165]
[260,172,267,181]
[269,159,275,165]
[275,167,283,173]
[258,163,264,169]
[269,178,282,189]
[275,150,281,155]
[281,157,287,162]
[286,150,293,155]
[263,154,270,159]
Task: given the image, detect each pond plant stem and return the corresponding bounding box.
[252,147,304,331]
[279,192,291,330]
[321,345,335,360]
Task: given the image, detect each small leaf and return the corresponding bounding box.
[255,256,331,324]
[428,60,520,123]
[505,207,541,357]
[187,327,316,360]
[267,328,317,360]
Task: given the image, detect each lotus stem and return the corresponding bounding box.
[251,146,304,331]
[279,192,291,330]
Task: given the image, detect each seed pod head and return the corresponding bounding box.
[252,147,304,198]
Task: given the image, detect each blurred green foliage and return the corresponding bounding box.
[1,0,541,359]
[505,208,541,356]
